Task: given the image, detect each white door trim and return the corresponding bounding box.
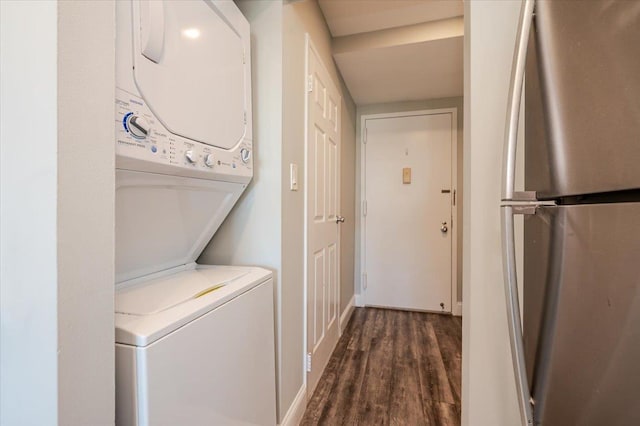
[359,108,459,313]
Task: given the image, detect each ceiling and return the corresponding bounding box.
[318,0,464,105]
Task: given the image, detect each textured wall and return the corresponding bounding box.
[1,2,115,425]
[462,1,524,425]
[199,0,286,418]
[202,1,357,421]
[1,3,59,423]
[281,0,357,419]
[57,2,116,424]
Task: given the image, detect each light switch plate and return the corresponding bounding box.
[290,163,298,191]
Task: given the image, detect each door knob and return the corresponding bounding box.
[336,216,345,224]
[441,221,448,233]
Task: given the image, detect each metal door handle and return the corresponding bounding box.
[501,206,534,425]
[500,1,536,425]
[336,216,345,224]
[502,0,535,203]
[140,0,165,63]
[441,222,448,233]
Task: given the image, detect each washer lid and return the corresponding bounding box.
[132,0,249,150]
[115,265,273,347]
[115,267,248,316]
[115,170,245,283]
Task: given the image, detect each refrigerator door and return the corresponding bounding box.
[524,203,640,425]
[526,0,640,199]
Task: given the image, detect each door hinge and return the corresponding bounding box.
[362,272,368,289]
[243,50,246,65]
[453,189,456,206]
[306,353,312,372]
[362,200,367,217]
[363,127,367,144]
[243,111,247,125]
[307,75,313,93]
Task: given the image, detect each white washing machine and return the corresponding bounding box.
[114,1,276,425]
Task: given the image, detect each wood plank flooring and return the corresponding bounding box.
[301,307,462,426]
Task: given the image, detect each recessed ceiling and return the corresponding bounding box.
[318,0,464,106]
[334,35,463,105]
[318,0,463,37]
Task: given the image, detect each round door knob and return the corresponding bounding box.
[204,154,215,168]
[185,150,196,163]
[126,114,150,139]
[336,216,345,224]
[441,221,448,233]
[240,148,251,164]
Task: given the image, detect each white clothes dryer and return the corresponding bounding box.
[114,1,276,425]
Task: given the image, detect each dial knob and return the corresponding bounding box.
[185,150,196,163]
[204,154,215,168]
[240,148,251,163]
[126,114,150,139]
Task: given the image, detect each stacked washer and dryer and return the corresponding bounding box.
[114,1,276,425]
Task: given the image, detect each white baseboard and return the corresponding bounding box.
[355,293,365,307]
[279,384,306,426]
[453,301,462,317]
[339,295,355,333]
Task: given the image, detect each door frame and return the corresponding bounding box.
[303,33,342,398]
[359,108,459,314]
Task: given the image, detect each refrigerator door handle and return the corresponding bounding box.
[501,205,535,426]
[502,0,536,202]
[500,1,536,424]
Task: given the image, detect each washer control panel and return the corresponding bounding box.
[115,89,252,181]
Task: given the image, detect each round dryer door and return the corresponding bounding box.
[132,0,249,150]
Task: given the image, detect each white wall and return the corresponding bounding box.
[355,97,464,308]
[201,1,283,271]
[1,2,59,423]
[462,1,524,425]
[339,95,357,314]
[56,2,116,424]
[201,0,357,422]
[199,0,286,418]
[282,0,358,319]
[281,0,357,418]
[1,2,115,425]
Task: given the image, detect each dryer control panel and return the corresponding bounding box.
[115,89,252,184]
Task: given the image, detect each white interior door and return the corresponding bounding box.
[363,112,454,312]
[305,37,341,397]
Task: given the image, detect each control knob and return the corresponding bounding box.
[204,154,215,168]
[185,150,196,164]
[240,148,251,164]
[125,114,150,139]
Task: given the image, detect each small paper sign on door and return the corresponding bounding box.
[403,167,411,184]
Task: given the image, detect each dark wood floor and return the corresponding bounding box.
[301,307,462,426]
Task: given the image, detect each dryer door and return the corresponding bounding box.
[132,0,249,150]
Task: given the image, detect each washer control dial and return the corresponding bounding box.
[185,150,196,163]
[125,114,150,139]
[240,148,251,163]
[204,154,215,168]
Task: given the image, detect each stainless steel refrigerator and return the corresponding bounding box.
[501,1,640,425]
